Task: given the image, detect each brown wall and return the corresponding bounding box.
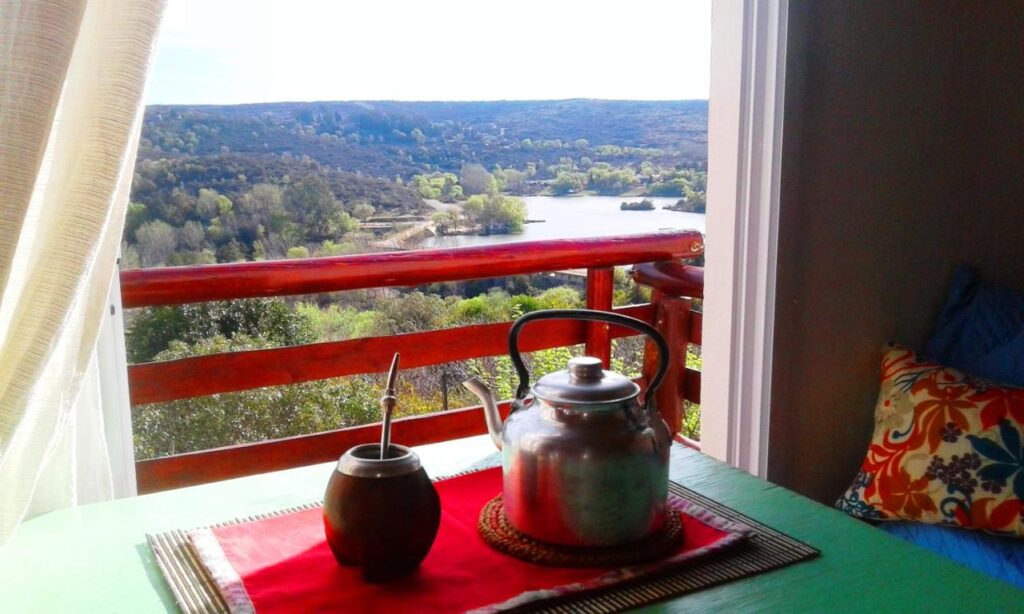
[960,4,1024,288]
[765,2,1024,502]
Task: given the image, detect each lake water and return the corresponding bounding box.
[419,196,706,249]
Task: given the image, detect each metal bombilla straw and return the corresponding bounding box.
[379,353,400,460]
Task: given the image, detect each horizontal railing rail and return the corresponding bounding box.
[129,304,655,406]
[123,231,705,493]
[120,231,706,308]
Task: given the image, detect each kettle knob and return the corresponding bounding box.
[568,356,603,382]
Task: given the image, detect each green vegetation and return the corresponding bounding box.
[125,100,708,457]
[663,193,707,214]
[129,273,701,458]
[125,101,706,267]
[620,199,656,211]
[130,285,587,457]
[461,193,527,234]
[124,155,423,267]
[140,100,707,181]
[412,173,463,202]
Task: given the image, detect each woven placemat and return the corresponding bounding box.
[147,480,818,613]
[478,494,685,567]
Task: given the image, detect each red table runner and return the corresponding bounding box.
[188,467,747,613]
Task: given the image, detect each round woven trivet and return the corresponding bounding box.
[477,495,684,567]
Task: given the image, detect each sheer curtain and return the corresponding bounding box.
[0,0,165,545]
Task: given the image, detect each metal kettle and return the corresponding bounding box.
[463,309,672,547]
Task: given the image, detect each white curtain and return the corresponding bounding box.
[0,0,165,545]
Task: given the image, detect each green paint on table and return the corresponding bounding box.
[0,437,1018,613]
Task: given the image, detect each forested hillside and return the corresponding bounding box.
[124,99,708,267]
[138,99,708,179]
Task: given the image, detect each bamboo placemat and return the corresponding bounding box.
[147,481,818,613]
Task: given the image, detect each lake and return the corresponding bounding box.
[418,196,706,249]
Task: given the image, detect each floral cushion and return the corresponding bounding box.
[837,346,1024,535]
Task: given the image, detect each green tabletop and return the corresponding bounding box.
[0,437,1018,612]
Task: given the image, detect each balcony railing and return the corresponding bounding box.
[121,231,705,493]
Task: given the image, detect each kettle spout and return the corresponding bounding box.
[462,377,503,450]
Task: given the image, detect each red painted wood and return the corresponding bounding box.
[644,296,691,434]
[674,433,701,450]
[121,231,705,308]
[126,234,707,492]
[139,370,664,492]
[585,267,614,367]
[690,310,703,346]
[632,261,704,299]
[129,304,655,406]
[683,368,701,405]
[135,401,514,493]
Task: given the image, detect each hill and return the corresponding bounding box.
[138,99,708,180]
[124,99,708,268]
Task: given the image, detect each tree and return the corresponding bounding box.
[135,220,178,267]
[217,238,246,262]
[478,194,527,233]
[460,195,484,223]
[132,335,378,458]
[431,210,460,234]
[181,220,205,250]
[119,241,141,270]
[371,291,448,335]
[551,172,587,195]
[351,202,375,221]
[167,248,216,266]
[126,298,313,363]
[589,164,639,194]
[460,163,497,196]
[197,188,231,221]
[500,169,529,194]
[285,176,355,240]
[538,287,583,310]
[241,184,286,232]
[316,240,356,257]
[123,202,149,239]
[158,189,195,226]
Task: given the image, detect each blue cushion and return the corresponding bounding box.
[925,265,1024,387]
[878,522,1024,589]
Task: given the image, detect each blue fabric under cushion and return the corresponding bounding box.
[926,265,1024,387]
[878,522,1024,589]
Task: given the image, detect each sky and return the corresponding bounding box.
[146,0,711,105]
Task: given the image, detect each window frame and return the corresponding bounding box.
[98,0,789,488]
[701,0,788,477]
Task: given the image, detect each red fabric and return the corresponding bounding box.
[210,468,735,613]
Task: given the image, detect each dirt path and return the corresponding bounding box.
[424,199,462,213]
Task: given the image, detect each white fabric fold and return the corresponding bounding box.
[0,0,166,545]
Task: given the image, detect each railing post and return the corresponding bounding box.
[642,291,692,436]
[585,267,614,367]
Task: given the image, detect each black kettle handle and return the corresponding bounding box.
[508,309,671,408]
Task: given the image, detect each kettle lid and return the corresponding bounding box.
[532,356,639,405]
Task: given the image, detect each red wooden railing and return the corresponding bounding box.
[123,231,705,493]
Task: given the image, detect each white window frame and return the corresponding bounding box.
[700,0,788,478]
[97,266,137,497]
[96,0,788,489]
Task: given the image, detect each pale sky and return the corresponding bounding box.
[146,0,711,105]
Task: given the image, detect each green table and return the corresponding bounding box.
[0,437,1018,612]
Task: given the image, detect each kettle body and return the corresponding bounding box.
[464,309,672,547]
